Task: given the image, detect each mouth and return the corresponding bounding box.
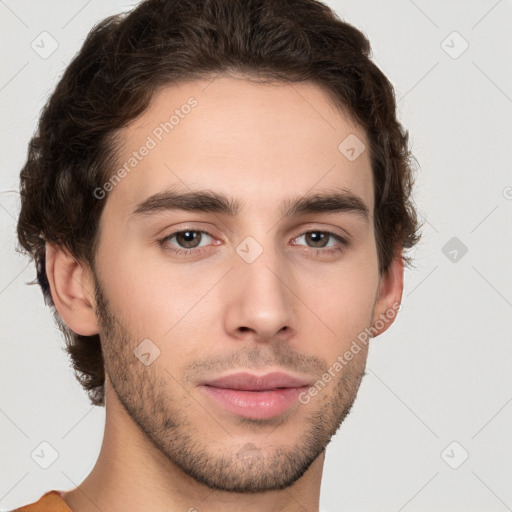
[198,371,312,420]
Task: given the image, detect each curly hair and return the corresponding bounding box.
[16,0,420,407]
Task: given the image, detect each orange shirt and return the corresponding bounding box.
[12,490,72,511]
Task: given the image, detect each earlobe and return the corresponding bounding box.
[45,243,99,336]
[370,251,404,337]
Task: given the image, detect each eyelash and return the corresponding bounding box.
[157,229,349,258]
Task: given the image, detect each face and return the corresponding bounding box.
[90,75,390,492]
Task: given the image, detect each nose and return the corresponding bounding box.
[223,242,296,344]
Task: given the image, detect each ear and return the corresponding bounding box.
[370,250,404,337]
[45,243,99,336]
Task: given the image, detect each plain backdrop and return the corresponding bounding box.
[1,1,511,510]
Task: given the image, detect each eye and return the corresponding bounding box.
[157,228,349,259]
[293,230,349,255]
[293,230,347,250]
[159,229,215,255]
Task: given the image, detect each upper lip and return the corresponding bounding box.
[200,371,312,391]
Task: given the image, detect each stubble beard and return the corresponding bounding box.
[93,275,367,493]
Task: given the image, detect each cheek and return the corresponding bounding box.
[96,243,179,336]
[300,261,379,356]
[98,245,225,352]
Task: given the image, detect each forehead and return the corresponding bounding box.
[104,76,374,218]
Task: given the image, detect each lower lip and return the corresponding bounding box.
[200,385,308,420]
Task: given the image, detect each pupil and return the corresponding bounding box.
[308,231,326,247]
[179,231,200,248]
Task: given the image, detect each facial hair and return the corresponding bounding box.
[93,273,368,493]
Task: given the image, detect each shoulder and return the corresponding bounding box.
[11,490,72,512]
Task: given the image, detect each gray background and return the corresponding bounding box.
[1,0,511,510]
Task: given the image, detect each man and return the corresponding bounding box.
[14,0,419,510]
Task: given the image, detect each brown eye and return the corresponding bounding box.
[160,229,214,254]
[292,230,349,256]
[174,230,203,248]
[296,231,343,248]
[304,231,330,248]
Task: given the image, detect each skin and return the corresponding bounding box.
[45,75,403,512]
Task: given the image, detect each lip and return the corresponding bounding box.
[199,371,312,420]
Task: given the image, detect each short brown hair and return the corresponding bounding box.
[17,0,420,406]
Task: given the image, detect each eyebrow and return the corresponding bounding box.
[130,187,369,221]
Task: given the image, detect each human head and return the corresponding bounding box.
[16,0,419,491]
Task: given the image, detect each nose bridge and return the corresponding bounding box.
[224,232,295,339]
[238,240,283,295]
